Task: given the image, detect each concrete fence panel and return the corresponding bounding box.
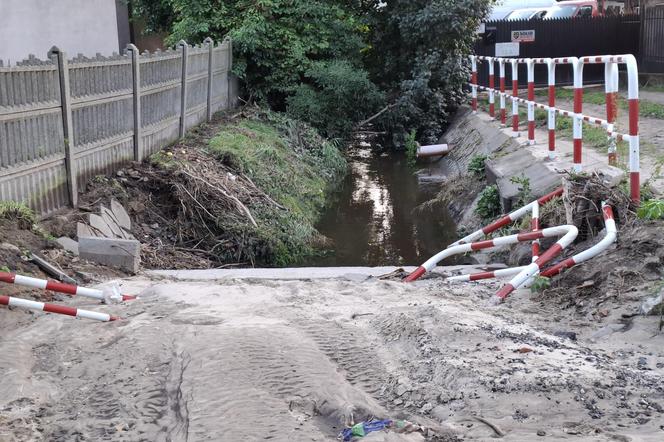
[0,37,237,215]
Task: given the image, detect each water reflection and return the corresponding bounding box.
[312,147,458,267]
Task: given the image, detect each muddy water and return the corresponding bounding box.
[312,147,457,267]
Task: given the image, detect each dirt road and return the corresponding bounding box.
[1,269,663,441]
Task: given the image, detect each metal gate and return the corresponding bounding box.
[641,5,664,74]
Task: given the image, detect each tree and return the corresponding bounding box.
[365,0,492,147]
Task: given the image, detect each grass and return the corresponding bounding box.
[0,201,36,229]
[207,113,346,265]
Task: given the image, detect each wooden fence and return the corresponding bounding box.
[0,38,237,214]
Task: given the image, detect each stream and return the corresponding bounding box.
[312,147,458,267]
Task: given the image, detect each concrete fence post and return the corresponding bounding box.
[178,40,189,138]
[204,37,214,122]
[49,46,78,207]
[127,44,142,161]
[226,37,233,109]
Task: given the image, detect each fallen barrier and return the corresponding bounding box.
[469,54,640,203]
[448,203,616,283]
[0,295,118,322]
[0,271,136,302]
[403,225,577,282]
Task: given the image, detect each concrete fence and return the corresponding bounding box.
[0,37,237,214]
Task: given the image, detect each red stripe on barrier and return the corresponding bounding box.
[43,303,78,317]
[45,280,78,295]
[630,171,640,203]
[516,231,545,242]
[404,266,426,282]
[528,122,535,141]
[0,295,8,306]
[471,240,495,251]
[573,139,582,164]
[495,284,515,299]
[482,216,512,234]
[0,272,16,284]
[537,187,564,204]
[535,243,563,266]
[512,114,519,132]
[602,205,614,219]
[548,130,555,151]
[470,271,495,281]
[574,88,583,113]
[628,99,639,136]
[122,294,137,301]
[540,257,576,277]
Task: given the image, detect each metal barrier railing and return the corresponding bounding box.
[470,54,640,203]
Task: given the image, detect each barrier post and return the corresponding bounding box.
[546,59,556,158]
[511,59,519,137]
[471,55,478,113]
[625,54,640,203]
[499,59,506,126]
[527,59,536,145]
[488,57,495,118]
[605,61,619,165]
[572,57,583,172]
[531,201,540,262]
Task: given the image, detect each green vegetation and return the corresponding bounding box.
[637,199,664,220]
[475,185,501,221]
[468,154,488,177]
[0,201,36,229]
[404,130,418,167]
[130,0,491,145]
[510,175,532,207]
[207,112,346,265]
[530,275,551,293]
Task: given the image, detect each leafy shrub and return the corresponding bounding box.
[475,185,501,221]
[510,175,532,207]
[468,154,488,177]
[286,60,384,139]
[404,130,418,167]
[637,199,664,220]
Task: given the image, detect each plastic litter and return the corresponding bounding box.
[639,288,664,315]
[338,419,426,441]
[102,284,124,304]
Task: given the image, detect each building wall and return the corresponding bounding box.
[0,0,121,65]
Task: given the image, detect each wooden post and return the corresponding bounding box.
[49,46,77,207]
[178,40,189,138]
[204,37,214,122]
[127,44,142,161]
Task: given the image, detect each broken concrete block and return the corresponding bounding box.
[111,198,131,230]
[89,213,115,238]
[101,205,127,239]
[57,237,79,256]
[79,237,141,273]
[77,222,96,239]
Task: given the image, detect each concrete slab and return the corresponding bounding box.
[79,237,140,273]
[100,205,130,239]
[88,213,115,238]
[111,199,131,230]
[486,149,561,211]
[77,222,96,239]
[56,237,79,255]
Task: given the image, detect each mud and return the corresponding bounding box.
[1,271,663,441]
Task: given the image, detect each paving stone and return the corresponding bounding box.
[79,237,140,273]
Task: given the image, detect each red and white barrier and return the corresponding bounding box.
[491,225,578,302]
[0,295,118,322]
[0,271,136,302]
[403,225,577,282]
[417,144,450,158]
[450,187,563,247]
[447,202,616,283]
[470,54,641,202]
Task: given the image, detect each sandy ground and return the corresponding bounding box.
[1,268,662,442]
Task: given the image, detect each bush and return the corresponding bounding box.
[286,60,384,139]
[475,185,501,221]
[0,201,36,229]
[468,154,488,177]
[404,130,418,167]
